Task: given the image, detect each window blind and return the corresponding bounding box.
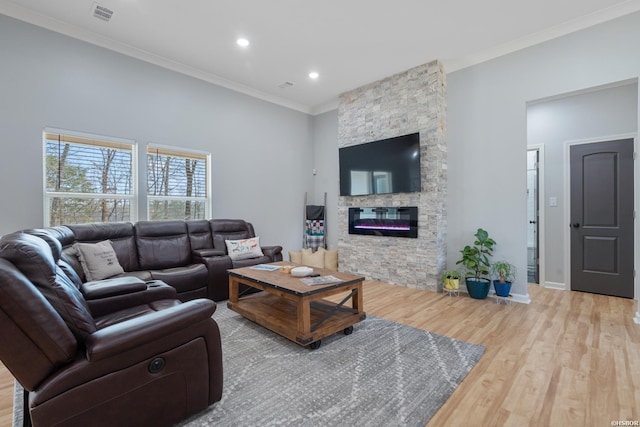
[146,145,210,220]
[44,130,135,226]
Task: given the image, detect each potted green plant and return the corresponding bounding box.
[441,270,461,290]
[456,228,496,299]
[491,261,516,297]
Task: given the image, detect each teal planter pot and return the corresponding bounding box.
[466,278,490,299]
[493,280,512,297]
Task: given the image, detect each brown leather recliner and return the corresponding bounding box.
[0,233,223,427]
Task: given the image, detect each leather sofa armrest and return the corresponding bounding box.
[81,277,147,300]
[194,254,233,271]
[261,245,283,261]
[85,299,216,362]
[192,248,226,258]
[192,253,233,301]
[86,280,178,318]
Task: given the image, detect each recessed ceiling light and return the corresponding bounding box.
[309,72,319,79]
[237,38,250,47]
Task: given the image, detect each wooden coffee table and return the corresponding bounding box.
[227,262,366,349]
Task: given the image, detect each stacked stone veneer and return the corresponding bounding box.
[337,60,447,291]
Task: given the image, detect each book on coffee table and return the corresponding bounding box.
[300,275,342,286]
[249,264,281,271]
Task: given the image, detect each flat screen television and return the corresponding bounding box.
[339,132,421,196]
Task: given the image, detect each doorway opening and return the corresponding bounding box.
[527,148,540,284]
[527,79,637,296]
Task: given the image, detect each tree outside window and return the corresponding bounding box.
[44,131,136,226]
[146,146,210,220]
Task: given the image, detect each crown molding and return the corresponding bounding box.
[310,99,339,116]
[444,0,640,73]
[4,1,640,115]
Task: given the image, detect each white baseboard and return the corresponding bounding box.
[543,281,566,291]
[458,286,530,304]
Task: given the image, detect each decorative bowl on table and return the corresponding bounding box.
[291,266,313,277]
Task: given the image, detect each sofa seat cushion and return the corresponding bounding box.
[115,270,153,282]
[231,255,273,269]
[150,264,208,294]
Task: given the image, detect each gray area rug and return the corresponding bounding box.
[14,304,484,427]
[179,304,484,427]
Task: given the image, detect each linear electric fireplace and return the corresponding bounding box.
[348,207,418,238]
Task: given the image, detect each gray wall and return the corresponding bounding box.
[0,14,314,254]
[312,109,339,250]
[445,11,640,300]
[528,82,638,286]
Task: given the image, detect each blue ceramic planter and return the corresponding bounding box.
[493,280,512,297]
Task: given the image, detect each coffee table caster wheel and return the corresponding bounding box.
[344,326,353,335]
[309,340,321,350]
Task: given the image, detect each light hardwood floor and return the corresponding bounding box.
[0,362,12,427]
[1,282,639,427]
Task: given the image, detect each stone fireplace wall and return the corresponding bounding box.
[337,60,447,291]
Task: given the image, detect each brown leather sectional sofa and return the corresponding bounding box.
[39,218,283,302]
[0,218,282,426]
[0,231,222,426]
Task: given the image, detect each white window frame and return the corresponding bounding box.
[146,143,211,220]
[43,128,138,226]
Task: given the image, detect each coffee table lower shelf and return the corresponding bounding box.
[227,292,365,348]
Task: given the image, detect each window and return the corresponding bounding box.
[146,145,210,220]
[44,130,137,226]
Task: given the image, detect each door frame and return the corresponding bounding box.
[527,145,546,288]
[563,133,638,299]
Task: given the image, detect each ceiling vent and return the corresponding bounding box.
[91,2,114,22]
[278,81,295,89]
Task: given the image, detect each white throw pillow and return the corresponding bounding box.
[225,237,264,261]
[74,240,124,281]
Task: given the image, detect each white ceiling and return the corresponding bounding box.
[2,0,640,114]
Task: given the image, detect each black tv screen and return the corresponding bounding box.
[339,133,421,196]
